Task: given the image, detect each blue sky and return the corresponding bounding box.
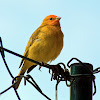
[0,0,100,100]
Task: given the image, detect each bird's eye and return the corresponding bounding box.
[50,18,52,20]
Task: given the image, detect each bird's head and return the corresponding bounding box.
[41,15,61,27]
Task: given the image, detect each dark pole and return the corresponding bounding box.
[70,63,93,100]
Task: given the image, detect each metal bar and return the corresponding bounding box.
[70,63,93,100]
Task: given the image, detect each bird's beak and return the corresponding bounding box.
[55,16,61,20]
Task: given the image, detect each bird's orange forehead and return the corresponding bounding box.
[43,15,59,21]
[46,15,58,19]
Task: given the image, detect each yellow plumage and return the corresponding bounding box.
[14,15,63,89]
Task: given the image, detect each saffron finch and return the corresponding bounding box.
[14,15,64,89]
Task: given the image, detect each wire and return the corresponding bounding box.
[0,37,100,100]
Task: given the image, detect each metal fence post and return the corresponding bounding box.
[70,63,93,100]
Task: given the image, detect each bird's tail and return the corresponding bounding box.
[14,67,26,89]
[14,60,35,89]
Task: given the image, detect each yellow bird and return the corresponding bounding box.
[14,15,64,89]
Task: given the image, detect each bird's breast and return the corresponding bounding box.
[29,26,63,63]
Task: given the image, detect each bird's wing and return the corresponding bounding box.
[19,27,41,68]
